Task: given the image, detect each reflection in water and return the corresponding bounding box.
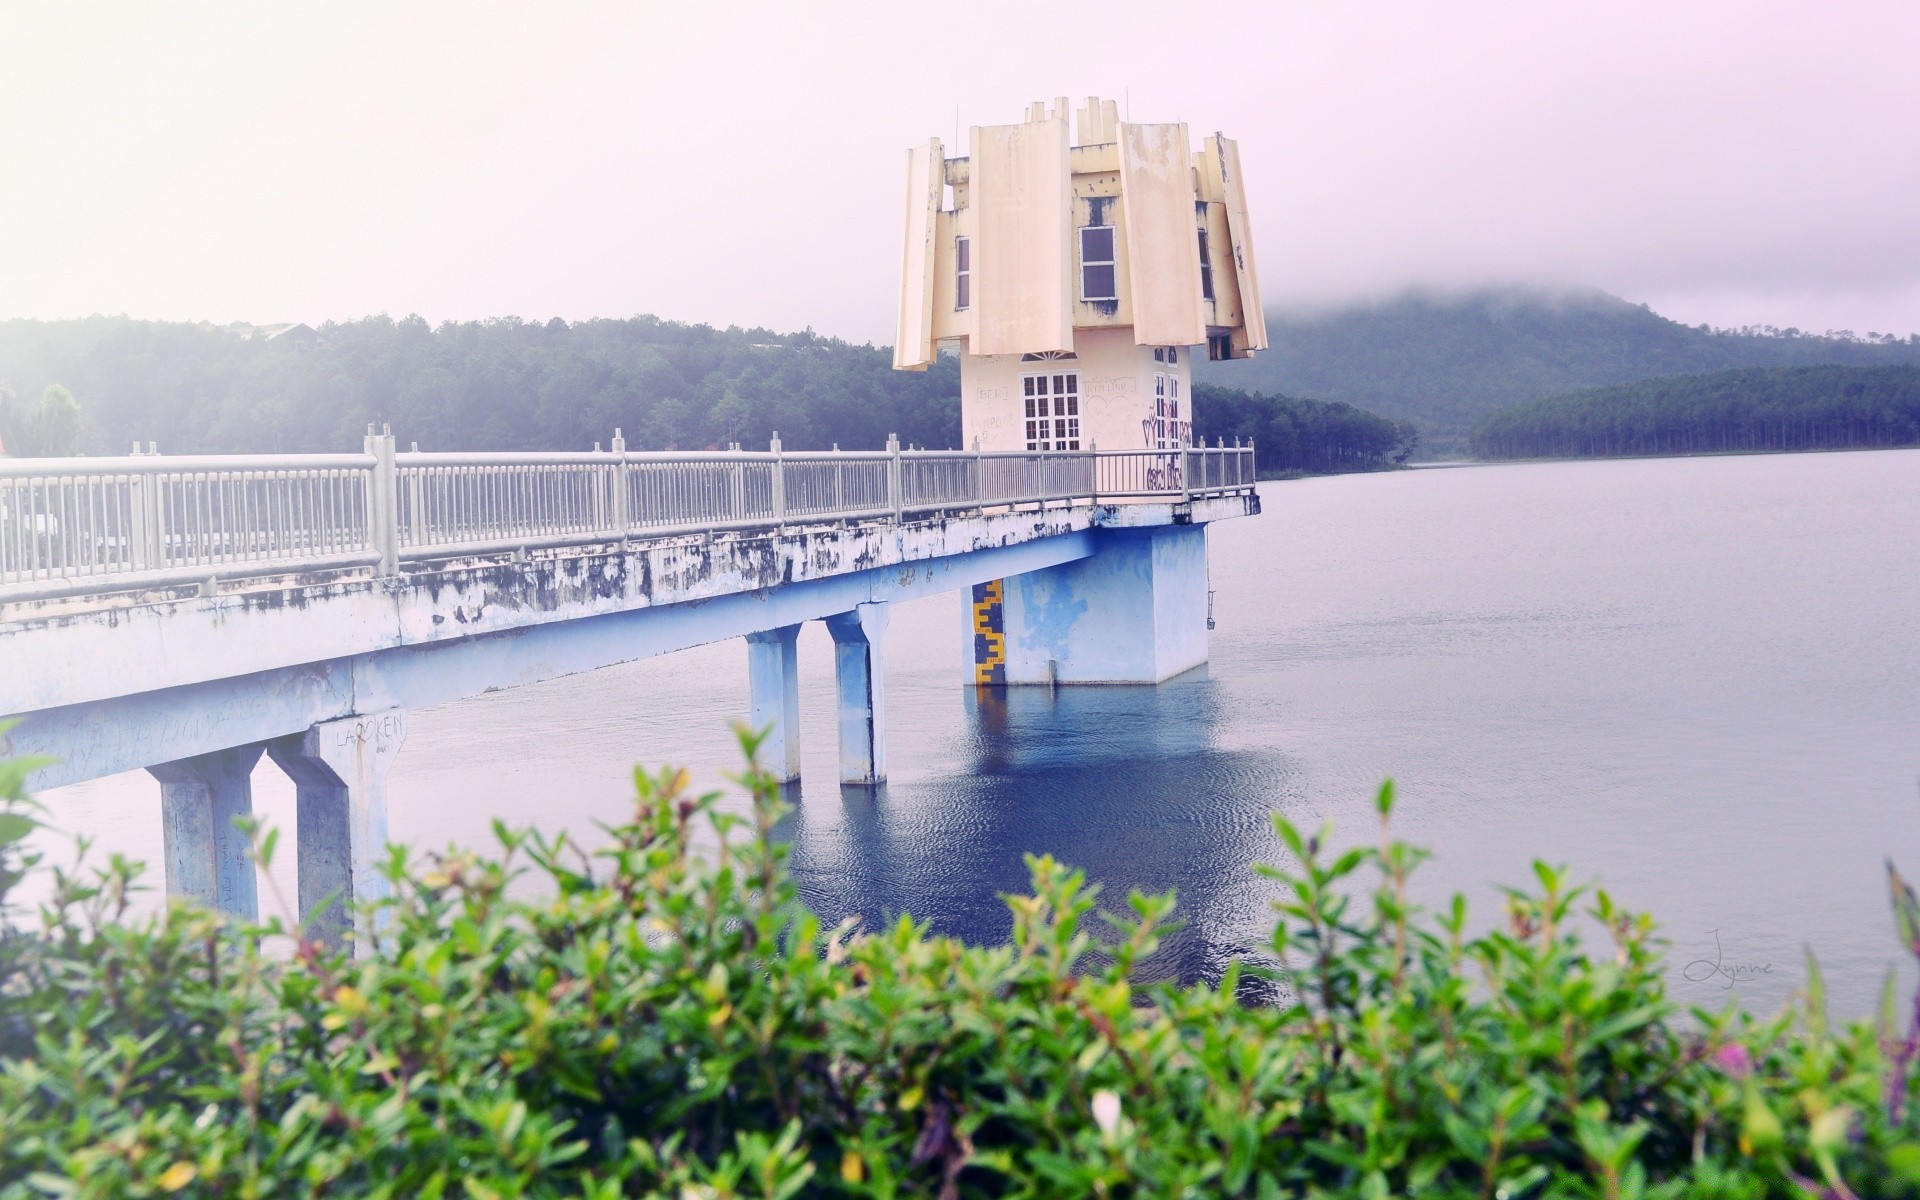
[780,674,1298,990]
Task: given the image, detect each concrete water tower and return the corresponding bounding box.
[894,96,1267,688]
[893,95,1266,453]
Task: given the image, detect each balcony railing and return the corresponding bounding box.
[0,432,1254,604]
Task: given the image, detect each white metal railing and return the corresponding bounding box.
[0,430,1254,603]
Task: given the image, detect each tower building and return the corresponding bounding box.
[893,95,1266,453]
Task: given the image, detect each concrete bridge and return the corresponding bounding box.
[1,431,1256,942]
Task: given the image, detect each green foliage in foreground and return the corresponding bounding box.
[7,740,1920,1198]
[1471,365,1920,461]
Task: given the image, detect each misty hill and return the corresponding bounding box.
[0,314,962,456]
[1470,364,1920,460]
[1194,288,1920,448]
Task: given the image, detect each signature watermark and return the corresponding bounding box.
[1682,929,1774,990]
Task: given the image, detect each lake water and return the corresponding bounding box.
[33,449,1920,1016]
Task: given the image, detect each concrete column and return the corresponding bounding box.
[149,745,266,918]
[745,623,803,781]
[267,709,406,949]
[825,603,889,784]
[986,524,1210,684]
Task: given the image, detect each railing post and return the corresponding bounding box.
[1179,437,1192,506]
[887,433,902,523]
[770,432,785,528]
[973,435,984,509]
[405,448,425,549]
[365,425,399,576]
[1088,439,1098,506]
[609,428,629,538]
[128,466,156,572]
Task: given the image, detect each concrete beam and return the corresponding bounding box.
[0,508,1116,717]
[826,603,889,785]
[8,529,1097,792]
[745,624,802,782]
[148,745,265,918]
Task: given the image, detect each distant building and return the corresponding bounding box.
[893,96,1265,453]
[223,322,326,349]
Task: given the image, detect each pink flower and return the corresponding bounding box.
[1710,1042,1753,1079]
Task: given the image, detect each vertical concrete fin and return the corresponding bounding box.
[894,138,943,371]
[1119,122,1207,349]
[1209,133,1268,354]
[971,118,1073,357]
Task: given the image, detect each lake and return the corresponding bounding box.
[34,448,1920,1016]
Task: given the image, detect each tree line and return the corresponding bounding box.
[1193,382,1419,475]
[0,315,962,455]
[1470,364,1920,460]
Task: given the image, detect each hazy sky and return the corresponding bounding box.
[3,1,1916,341]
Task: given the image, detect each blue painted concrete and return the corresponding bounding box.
[267,710,405,950]
[826,603,889,785]
[996,524,1209,684]
[745,624,803,782]
[149,745,264,918]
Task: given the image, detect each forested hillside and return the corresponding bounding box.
[1195,287,1920,447]
[0,315,962,455]
[1192,383,1418,475]
[1470,364,1920,460]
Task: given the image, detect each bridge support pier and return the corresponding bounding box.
[969,524,1209,684]
[149,745,265,919]
[745,624,803,782]
[267,709,407,950]
[826,603,889,785]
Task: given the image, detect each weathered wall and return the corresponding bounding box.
[958,327,1193,453]
[0,507,1109,718]
[993,523,1209,684]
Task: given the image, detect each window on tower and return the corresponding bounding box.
[1198,229,1215,301]
[1022,371,1081,451]
[955,236,970,310]
[1079,226,1117,302]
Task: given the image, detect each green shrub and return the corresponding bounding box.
[4,733,1920,1198]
